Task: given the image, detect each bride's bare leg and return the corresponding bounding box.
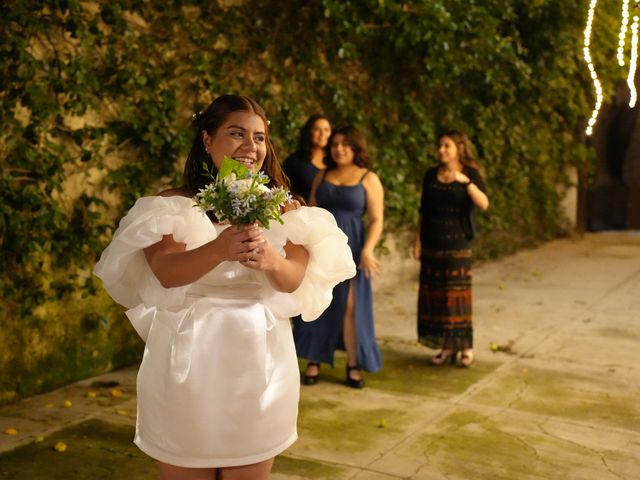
[158,458,273,480]
[220,458,274,480]
[158,462,216,480]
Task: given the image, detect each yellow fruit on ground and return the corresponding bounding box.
[53,441,67,452]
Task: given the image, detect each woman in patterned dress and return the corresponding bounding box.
[413,130,489,367]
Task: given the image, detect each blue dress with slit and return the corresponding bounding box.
[293,174,382,373]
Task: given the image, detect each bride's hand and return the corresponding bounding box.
[215,224,264,263]
[240,235,282,271]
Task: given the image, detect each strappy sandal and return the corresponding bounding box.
[458,349,474,368]
[302,361,320,385]
[430,349,457,366]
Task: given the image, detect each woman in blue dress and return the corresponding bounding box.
[281,115,331,203]
[293,126,384,388]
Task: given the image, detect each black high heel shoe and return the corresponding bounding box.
[302,362,320,385]
[345,364,365,389]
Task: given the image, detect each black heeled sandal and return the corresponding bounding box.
[302,361,320,385]
[345,364,365,389]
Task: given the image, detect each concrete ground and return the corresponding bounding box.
[1,231,639,479]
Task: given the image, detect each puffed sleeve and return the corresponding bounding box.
[93,196,215,311]
[264,206,356,321]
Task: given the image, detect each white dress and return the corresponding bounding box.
[93,196,355,468]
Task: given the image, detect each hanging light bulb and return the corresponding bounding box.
[628,14,639,107]
[584,0,603,136]
[618,0,630,66]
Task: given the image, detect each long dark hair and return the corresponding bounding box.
[324,126,371,170]
[295,114,331,161]
[439,129,479,169]
[183,94,288,195]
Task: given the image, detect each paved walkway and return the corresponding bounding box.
[1,232,639,479]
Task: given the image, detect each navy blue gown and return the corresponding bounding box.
[282,152,321,203]
[293,173,382,373]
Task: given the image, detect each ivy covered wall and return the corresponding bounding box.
[1,0,621,402]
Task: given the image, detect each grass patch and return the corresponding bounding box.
[0,420,154,480]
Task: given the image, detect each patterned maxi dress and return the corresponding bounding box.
[417,166,486,350]
[293,172,382,372]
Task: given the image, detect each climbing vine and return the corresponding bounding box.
[0,0,620,400]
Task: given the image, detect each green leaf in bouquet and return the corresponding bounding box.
[218,155,250,179]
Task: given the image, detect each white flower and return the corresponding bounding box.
[225,177,253,195]
[193,156,290,228]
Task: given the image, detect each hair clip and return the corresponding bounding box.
[192,111,203,122]
[267,120,271,126]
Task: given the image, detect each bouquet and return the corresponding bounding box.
[194,156,291,228]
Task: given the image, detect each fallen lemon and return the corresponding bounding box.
[87,391,97,398]
[490,343,498,352]
[111,388,123,398]
[3,427,18,436]
[34,435,45,443]
[63,400,72,408]
[53,441,67,452]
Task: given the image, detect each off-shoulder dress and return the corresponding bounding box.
[94,196,355,468]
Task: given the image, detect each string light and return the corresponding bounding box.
[628,14,639,107]
[584,0,603,136]
[618,0,630,66]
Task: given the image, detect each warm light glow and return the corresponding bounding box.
[584,0,603,136]
[629,15,639,107]
[617,0,630,66]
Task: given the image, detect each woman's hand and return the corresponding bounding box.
[413,240,422,260]
[359,249,381,278]
[215,223,265,263]
[453,171,470,184]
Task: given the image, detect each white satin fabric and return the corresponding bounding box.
[94,196,355,467]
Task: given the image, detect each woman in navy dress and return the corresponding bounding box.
[413,130,489,367]
[282,115,331,202]
[293,126,384,388]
